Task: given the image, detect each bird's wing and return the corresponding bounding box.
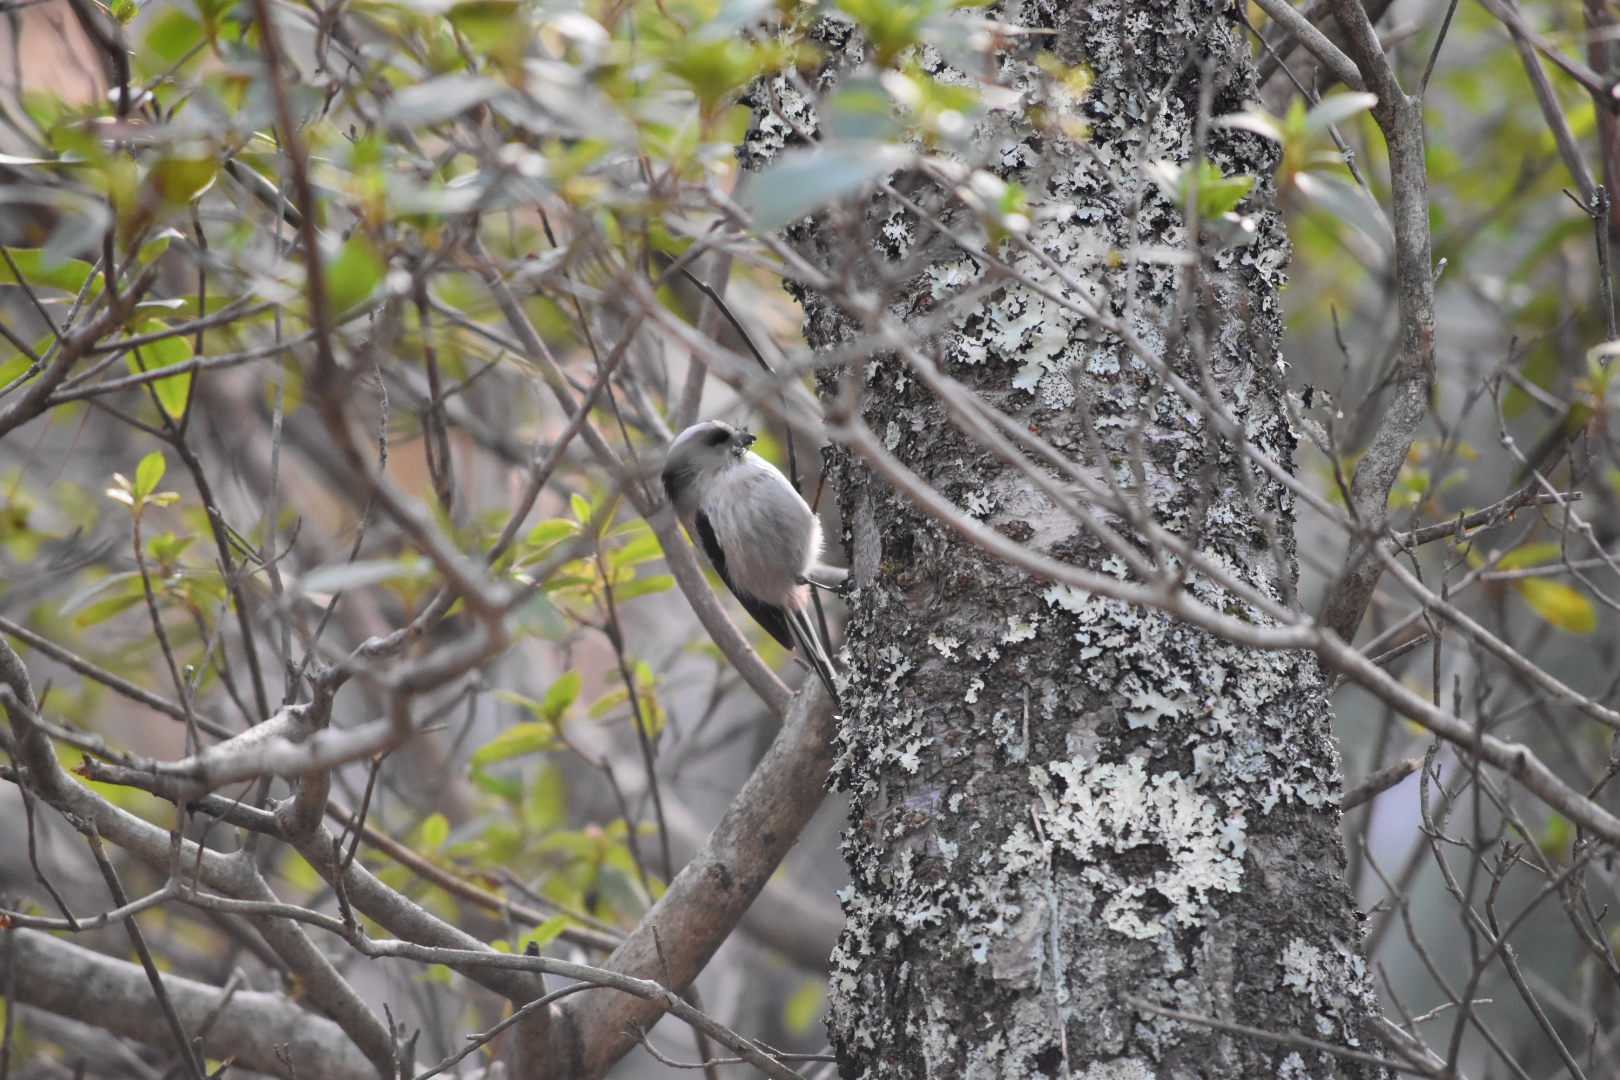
[693,507,794,650]
[785,602,840,703]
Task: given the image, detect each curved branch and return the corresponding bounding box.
[541,683,839,1078]
[1316,0,1438,643]
[0,928,377,1080]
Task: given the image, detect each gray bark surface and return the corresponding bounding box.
[1,928,377,1080]
[746,1,1385,1076]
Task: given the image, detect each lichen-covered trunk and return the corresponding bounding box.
[749,1,1384,1078]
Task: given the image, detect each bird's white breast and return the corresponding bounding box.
[701,453,820,601]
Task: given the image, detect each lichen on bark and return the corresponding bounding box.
[744,0,1385,1077]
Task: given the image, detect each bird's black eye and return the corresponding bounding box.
[705,429,729,447]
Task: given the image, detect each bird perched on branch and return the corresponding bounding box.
[662,420,846,701]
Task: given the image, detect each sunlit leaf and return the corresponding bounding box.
[468,721,557,767]
[524,762,567,832]
[1514,578,1597,634]
[1146,159,1255,220]
[149,151,218,204]
[134,452,166,500]
[469,765,523,800]
[519,914,573,952]
[612,530,664,568]
[613,574,674,601]
[126,321,194,420]
[784,978,826,1035]
[448,0,525,54]
[1539,813,1573,860]
[415,812,451,852]
[146,9,204,66]
[0,354,34,389]
[326,232,385,314]
[526,518,579,549]
[538,671,582,723]
[0,248,95,293]
[1495,542,1563,570]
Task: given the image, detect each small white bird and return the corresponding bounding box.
[661,420,847,701]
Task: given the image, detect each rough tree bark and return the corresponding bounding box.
[746,1,1385,1077]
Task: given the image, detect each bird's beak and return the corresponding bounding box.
[736,429,757,449]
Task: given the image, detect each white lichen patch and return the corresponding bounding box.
[963,488,997,517]
[1276,933,1376,1044]
[1002,613,1040,643]
[1023,758,1246,939]
[1077,1058,1157,1080]
[1280,938,1325,997]
[1278,1053,1311,1080]
[1039,583,1341,810]
[928,634,962,659]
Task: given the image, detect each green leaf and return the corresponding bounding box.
[1539,813,1573,860]
[415,812,450,852]
[0,354,34,389]
[613,574,675,601]
[538,671,582,723]
[73,588,145,628]
[525,518,579,549]
[569,492,592,525]
[149,151,218,204]
[1496,542,1563,570]
[612,530,664,568]
[524,762,567,832]
[666,38,777,112]
[126,321,195,419]
[519,914,572,952]
[469,764,523,800]
[134,452,166,500]
[746,144,911,231]
[326,233,385,314]
[1153,159,1254,219]
[448,0,524,52]
[1514,578,1597,634]
[139,228,184,264]
[836,0,933,64]
[468,721,557,768]
[783,978,825,1035]
[147,531,194,565]
[146,9,204,66]
[0,248,95,293]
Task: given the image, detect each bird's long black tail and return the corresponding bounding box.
[785,604,840,704]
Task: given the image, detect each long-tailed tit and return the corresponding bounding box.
[661,420,846,701]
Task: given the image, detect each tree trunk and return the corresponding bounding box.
[749,1,1385,1076]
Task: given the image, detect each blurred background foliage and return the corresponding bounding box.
[0,0,1618,1075]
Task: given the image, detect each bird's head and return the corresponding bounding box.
[662,420,757,507]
